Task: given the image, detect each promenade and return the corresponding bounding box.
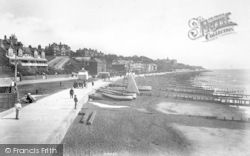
[16,76,78,86]
[0,71,189,144]
[0,77,120,144]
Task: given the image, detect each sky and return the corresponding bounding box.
[0,0,249,69]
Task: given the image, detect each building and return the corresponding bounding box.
[78,68,89,80]
[45,42,71,56]
[85,58,106,75]
[171,59,177,65]
[145,63,158,72]
[130,63,146,73]
[111,59,131,73]
[75,48,105,58]
[0,35,48,70]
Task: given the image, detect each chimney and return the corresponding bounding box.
[60,42,62,46]
[38,45,41,49]
[29,45,32,48]
[4,35,6,40]
[49,44,51,47]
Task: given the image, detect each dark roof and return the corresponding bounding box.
[13,45,22,51]
[37,48,44,53]
[30,48,38,53]
[23,47,32,54]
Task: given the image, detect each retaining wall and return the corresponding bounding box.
[0,93,17,109]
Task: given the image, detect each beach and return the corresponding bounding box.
[62,71,250,156]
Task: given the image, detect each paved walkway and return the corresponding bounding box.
[0,77,120,144]
[17,76,78,86]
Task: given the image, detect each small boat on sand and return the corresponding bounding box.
[99,73,139,100]
[138,86,152,91]
[99,88,137,99]
[89,93,106,100]
[102,92,134,100]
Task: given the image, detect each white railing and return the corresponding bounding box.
[21,63,48,67]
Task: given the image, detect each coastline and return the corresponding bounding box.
[62,70,250,156]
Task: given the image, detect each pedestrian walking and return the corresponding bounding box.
[15,100,22,120]
[74,95,78,109]
[60,81,62,86]
[73,81,78,88]
[92,81,94,86]
[70,88,74,98]
[79,82,83,88]
[84,80,86,88]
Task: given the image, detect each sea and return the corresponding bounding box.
[195,69,250,117]
[195,69,250,94]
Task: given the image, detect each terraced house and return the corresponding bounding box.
[45,42,71,56]
[0,34,48,70]
[75,48,105,57]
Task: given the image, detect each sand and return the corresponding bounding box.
[89,101,129,108]
[62,71,250,156]
[172,123,250,156]
[156,101,248,120]
[63,102,192,156]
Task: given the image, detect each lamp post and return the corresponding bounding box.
[14,54,20,100]
[14,54,20,83]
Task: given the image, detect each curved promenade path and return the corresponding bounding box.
[17,76,78,86]
[0,77,121,144]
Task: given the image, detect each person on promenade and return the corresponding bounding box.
[92,81,94,86]
[74,95,78,109]
[15,99,22,120]
[84,80,86,88]
[73,81,78,88]
[26,93,36,103]
[70,88,74,98]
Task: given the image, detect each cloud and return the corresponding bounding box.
[0,0,249,69]
[0,13,59,46]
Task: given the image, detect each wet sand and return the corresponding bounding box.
[62,72,250,156]
[156,101,247,120]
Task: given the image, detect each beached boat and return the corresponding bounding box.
[138,86,152,91]
[99,74,140,100]
[99,88,137,99]
[89,93,106,100]
[109,84,126,87]
[107,86,126,91]
[99,73,139,100]
[102,92,134,100]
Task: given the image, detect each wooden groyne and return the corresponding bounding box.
[161,87,214,95]
[156,90,250,106]
[162,87,250,99]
